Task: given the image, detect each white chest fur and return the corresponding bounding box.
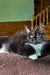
[25,42,46,60]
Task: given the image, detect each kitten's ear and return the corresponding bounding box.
[25,25,30,34]
[39,23,44,31]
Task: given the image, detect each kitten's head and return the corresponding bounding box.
[25,24,46,44]
[25,26,37,44]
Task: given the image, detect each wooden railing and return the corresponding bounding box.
[31,5,50,30]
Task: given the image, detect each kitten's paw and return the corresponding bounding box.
[28,54,38,60]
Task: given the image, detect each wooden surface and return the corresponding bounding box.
[44,24,50,39]
[31,5,50,29]
[0,21,50,39]
[0,21,31,36]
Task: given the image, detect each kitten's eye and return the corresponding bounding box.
[30,35,33,38]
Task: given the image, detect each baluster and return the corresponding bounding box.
[36,17,37,28]
[43,11,45,25]
[31,6,50,30]
[47,9,48,25]
[39,14,41,25]
[31,15,34,30]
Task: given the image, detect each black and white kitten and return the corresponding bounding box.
[0,25,50,60]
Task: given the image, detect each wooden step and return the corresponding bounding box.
[44,29,50,33]
[44,25,50,33]
[44,25,50,39]
[48,22,50,24]
[44,22,50,39]
[44,25,50,28]
[45,33,50,39]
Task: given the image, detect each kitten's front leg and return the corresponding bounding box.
[0,44,9,53]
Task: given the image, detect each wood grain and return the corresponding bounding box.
[0,21,31,36]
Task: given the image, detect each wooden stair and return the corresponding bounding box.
[31,5,50,39]
[44,22,50,39]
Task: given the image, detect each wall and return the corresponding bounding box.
[0,0,34,22]
[42,0,50,9]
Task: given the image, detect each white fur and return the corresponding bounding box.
[25,42,46,56]
[0,44,9,53]
[28,54,38,60]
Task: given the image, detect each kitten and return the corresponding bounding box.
[0,25,50,60]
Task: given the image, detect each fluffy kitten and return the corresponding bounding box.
[0,25,50,60]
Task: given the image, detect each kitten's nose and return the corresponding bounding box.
[32,39,37,44]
